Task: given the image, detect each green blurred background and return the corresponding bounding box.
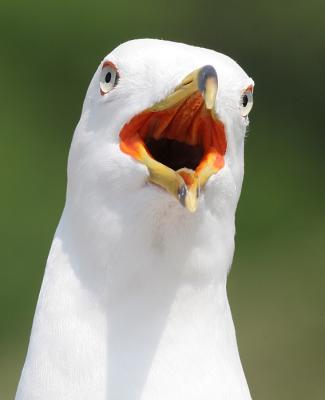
[1,0,324,398]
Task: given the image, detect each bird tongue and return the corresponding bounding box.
[177,168,196,185]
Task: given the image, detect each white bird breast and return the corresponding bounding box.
[16,39,254,400]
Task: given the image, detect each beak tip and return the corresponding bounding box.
[198,65,218,112]
[205,101,214,111]
[183,191,199,213]
[186,204,198,213]
[198,65,218,92]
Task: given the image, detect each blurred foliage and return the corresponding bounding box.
[0,0,324,399]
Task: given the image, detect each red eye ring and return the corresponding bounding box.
[100,61,119,96]
[240,85,254,117]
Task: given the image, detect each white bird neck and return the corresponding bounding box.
[53,196,251,399]
[16,196,251,400]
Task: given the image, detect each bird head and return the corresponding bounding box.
[68,39,254,218]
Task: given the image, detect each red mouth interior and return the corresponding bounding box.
[119,92,227,175]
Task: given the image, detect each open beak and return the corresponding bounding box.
[119,65,226,212]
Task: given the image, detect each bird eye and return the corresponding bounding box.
[100,62,118,95]
[240,88,253,117]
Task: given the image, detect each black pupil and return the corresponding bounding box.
[105,72,112,83]
[242,94,248,107]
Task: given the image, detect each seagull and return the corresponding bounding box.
[16,39,254,400]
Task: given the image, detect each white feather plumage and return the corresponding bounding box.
[16,39,254,400]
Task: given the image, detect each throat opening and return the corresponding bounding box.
[145,137,204,171]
